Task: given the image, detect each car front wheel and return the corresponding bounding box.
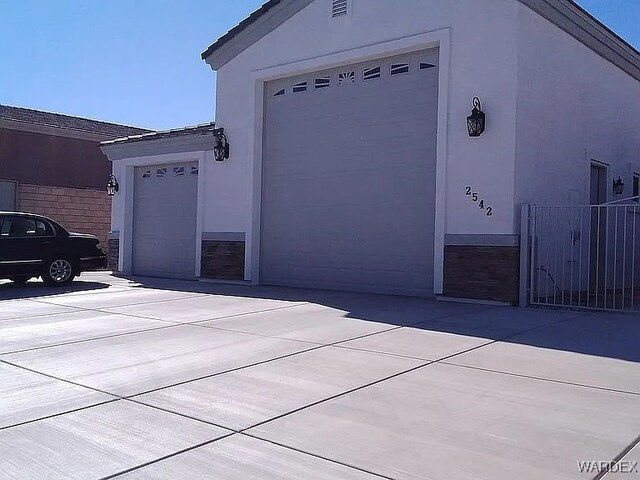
[42,259,75,286]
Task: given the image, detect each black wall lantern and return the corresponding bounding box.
[106,174,119,197]
[466,97,486,137]
[613,176,625,195]
[213,127,230,162]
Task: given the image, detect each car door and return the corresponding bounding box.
[0,216,54,276]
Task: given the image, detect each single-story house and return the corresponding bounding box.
[1,105,150,250]
[102,0,640,305]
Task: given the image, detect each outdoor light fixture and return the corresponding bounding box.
[106,174,119,197]
[213,127,230,162]
[613,176,625,195]
[466,97,486,137]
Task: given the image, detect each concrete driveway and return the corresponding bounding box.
[0,272,638,479]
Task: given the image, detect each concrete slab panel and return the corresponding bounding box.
[0,300,75,322]
[199,304,399,345]
[0,363,113,428]
[250,363,640,480]
[451,314,640,393]
[103,295,305,324]
[0,311,171,354]
[0,400,228,480]
[2,325,315,396]
[119,434,378,479]
[134,346,421,430]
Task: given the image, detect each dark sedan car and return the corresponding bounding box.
[0,212,107,286]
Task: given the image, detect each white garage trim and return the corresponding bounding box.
[247,28,451,294]
[115,151,207,276]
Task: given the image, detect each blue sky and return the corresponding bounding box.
[1,0,638,131]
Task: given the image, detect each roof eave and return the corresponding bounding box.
[202,0,315,71]
[200,0,640,81]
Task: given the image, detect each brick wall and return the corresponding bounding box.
[17,183,111,248]
[107,238,119,272]
[443,245,520,305]
[201,240,245,281]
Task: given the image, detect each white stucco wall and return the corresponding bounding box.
[210,0,521,289]
[514,3,640,209]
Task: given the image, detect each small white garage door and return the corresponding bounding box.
[133,163,198,278]
[261,50,439,297]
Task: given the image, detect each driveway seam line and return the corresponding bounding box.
[0,358,122,398]
[596,434,640,480]
[124,398,239,432]
[28,292,214,310]
[0,398,120,431]
[0,303,316,357]
[242,432,398,480]
[41,301,311,328]
[0,323,184,356]
[440,361,640,397]
[98,432,237,480]
[0,304,85,322]
[184,304,504,349]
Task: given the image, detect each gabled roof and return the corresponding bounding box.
[101,122,216,146]
[201,0,314,67]
[201,0,283,61]
[201,0,640,82]
[0,105,151,139]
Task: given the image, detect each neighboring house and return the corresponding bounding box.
[103,0,640,305]
[0,105,150,248]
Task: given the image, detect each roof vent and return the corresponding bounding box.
[331,0,349,18]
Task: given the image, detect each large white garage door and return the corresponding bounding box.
[133,163,198,278]
[261,50,439,296]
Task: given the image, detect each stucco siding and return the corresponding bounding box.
[212,0,521,285]
[514,4,640,210]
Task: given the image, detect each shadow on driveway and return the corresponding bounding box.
[0,280,110,301]
[117,274,640,364]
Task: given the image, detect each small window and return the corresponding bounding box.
[0,180,16,211]
[338,71,355,85]
[0,219,10,236]
[634,173,639,202]
[173,166,185,176]
[363,66,381,81]
[273,88,285,97]
[141,170,151,179]
[331,0,348,17]
[419,62,436,70]
[1,217,51,237]
[292,81,308,93]
[390,63,410,76]
[35,220,54,236]
[156,168,167,178]
[191,166,199,175]
[314,76,330,89]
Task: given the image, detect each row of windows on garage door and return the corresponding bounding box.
[131,49,439,297]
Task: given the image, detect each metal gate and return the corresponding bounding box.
[521,200,640,311]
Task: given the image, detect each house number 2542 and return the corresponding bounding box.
[465,186,493,216]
